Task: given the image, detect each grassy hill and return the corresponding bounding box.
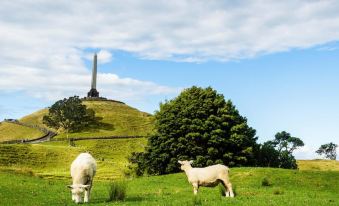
[0,99,154,141]
[0,138,147,179]
[0,122,45,142]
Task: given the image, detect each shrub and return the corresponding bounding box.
[261,177,272,186]
[107,180,127,202]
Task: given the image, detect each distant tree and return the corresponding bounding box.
[129,86,258,175]
[255,142,280,168]
[257,131,304,169]
[43,96,96,133]
[316,142,337,160]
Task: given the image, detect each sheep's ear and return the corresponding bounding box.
[189,160,194,164]
[178,160,183,164]
[67,185,73,189]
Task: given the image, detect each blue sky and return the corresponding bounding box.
[1,1,339,159]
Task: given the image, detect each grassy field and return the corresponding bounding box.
[0,139,147,179]
[0,122,45,141]
[1,100,154,141]
[0,166,338,206]
[298,160,339,171]
[0,138,338,205]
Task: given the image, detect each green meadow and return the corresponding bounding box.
[0,165,338,206]
[0,139,339,205]
[0,139,147,179]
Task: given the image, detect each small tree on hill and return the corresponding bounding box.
[316,142,337,160]
[43,96,96,133]
[129,86,258,175]
[257,131,304,169]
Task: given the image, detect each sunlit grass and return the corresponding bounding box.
[0,167,338,206]
[0,122,45,141]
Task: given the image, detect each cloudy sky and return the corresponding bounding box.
[1,0,339,159]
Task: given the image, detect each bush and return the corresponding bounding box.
[107,180,127,202]
[261,177,272,187]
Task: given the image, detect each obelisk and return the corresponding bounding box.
[87,53,99,98]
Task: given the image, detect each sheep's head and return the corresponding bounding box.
[67,184,90,204]
[178,160,193,171]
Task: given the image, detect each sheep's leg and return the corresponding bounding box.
[226,182,234,198]
[84,183,92,203]
[192,183,199,195]
[84,189,89,203]
[221,179,234,198]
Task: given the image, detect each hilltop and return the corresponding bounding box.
[0,99,154,142]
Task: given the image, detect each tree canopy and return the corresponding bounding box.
[130,86,258,175]
[316,142,337,160]
[43,96,96,133]
[256,131,304,169]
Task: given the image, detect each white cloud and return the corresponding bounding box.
[84,50,113,64]
[1,1,339,102]
[97,50,113,64]
[0,65,179,102]
[294,145,318,160]
[294,145,339,160]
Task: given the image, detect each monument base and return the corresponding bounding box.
[87,88,99,98]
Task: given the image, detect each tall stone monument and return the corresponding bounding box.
[87,53,100,98]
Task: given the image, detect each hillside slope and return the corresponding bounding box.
[0,122,45,142]
[0,138,147,179]
[1,99,154,141]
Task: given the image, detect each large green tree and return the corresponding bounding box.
[316,142,337,160]
[130,86,258,175]
[43,96,96,133]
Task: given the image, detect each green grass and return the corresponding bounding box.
[298,160,339,171]
[0,122,45,141]
[0,167,338,206]
[12,100,154,139]
[0,140,338,205]
[0,138,147,179]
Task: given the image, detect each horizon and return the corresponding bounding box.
[1,1,339,160]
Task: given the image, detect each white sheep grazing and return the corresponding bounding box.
[178,160,234,197]
[68,153,97,204]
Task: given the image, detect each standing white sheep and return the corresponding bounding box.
[178,160,234,197]
[68,153,97,204]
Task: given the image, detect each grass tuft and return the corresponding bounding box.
[261,176,272,187]
[273,187,284,195]
[107,180,128,202]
